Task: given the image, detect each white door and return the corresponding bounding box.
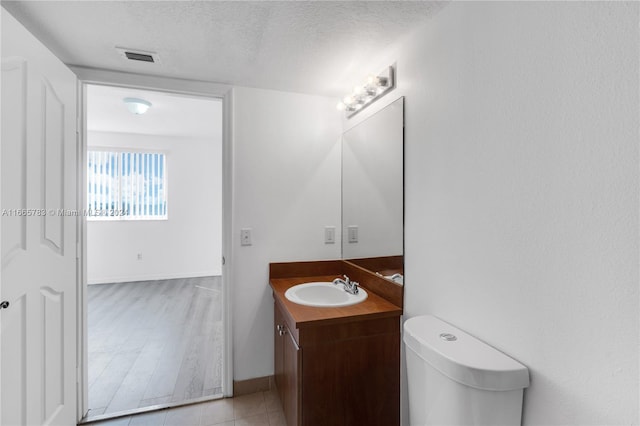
[1,10,78,426]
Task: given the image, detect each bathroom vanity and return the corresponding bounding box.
[270,260,402,426]
[269,97,405,426]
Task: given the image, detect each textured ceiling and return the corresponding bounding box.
[2,1,442,97]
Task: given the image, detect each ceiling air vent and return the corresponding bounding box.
[116,47,160,64]
[125,51,154,62]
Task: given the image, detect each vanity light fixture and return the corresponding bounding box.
[337,66,395,118]
[123,97,152,115]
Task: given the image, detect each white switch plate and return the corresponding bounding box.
[347,225,358,243]
[240,228,252,246]
[324,226,335,244]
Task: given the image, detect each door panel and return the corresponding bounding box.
[1,58,27,265]
[0,294,26,425]
[42,78,65,254]
[42,287,65,421]
[1,10,78,426]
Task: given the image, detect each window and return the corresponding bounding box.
[87,150,167,220]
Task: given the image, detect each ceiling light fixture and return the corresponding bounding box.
[123,97,152,115]
[337,66,395,118]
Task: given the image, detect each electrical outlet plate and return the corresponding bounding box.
[240,228,252,246]
[347,225,358,243]
[324,226,336,244]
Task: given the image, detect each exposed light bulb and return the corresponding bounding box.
[337,66,394,118]
[363,86,377,96]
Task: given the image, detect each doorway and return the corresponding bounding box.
[83,84,225,419]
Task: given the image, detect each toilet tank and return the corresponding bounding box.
[403,315,530,426]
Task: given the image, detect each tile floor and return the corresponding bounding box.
[83,390,285,426]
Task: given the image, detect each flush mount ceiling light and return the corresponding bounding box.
[123,97,152,115]
[337,66,395,118]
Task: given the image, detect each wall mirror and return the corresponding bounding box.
[342,97,404,284]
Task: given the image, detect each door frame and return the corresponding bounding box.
[73,67,234,421]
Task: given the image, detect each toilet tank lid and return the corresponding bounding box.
[403,315,530,391]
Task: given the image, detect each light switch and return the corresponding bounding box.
[324,226,336,244]
[241,228,252,246]
[347,225,358,243]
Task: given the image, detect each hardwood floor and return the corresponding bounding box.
[83,390,286,426]
[88,277,223,417]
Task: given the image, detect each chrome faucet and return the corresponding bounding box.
[332,274,359,295]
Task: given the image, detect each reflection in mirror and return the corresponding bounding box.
[342,97,404,285]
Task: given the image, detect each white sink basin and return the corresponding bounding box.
[284,282,368,307]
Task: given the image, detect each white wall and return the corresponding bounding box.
[76,6,639,422]
[87,128,223,283]
[231,86,341,380]
[345,2,638,425]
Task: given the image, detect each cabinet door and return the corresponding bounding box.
[274,303,285,405]
[282,323,301,426]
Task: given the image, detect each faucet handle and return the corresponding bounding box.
[343,275,350,283]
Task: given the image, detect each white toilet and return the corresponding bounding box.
[404,315,530,426]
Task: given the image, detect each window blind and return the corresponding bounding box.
[87,150,167,220]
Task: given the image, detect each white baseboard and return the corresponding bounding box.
[88,270,221,285]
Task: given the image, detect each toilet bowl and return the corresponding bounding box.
[404,315,529,426]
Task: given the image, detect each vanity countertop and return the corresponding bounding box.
[270,274,402,328]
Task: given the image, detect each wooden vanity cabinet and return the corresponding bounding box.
[273,300,400,426]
